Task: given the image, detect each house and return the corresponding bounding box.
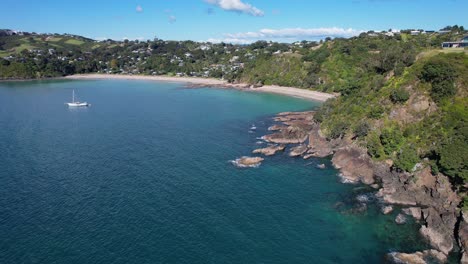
[410,30,421,35]
[442,35,468,48]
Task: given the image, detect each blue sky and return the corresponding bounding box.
[2,0,467,43]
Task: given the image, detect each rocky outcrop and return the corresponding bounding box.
[458,211,468,263]
[306,124,334,158]
[376,166,460,255]
[402,207,422,221]
[263,112,315,144]
[252,144,286,156]
[381,205,394,215]
[396,213,407,224]
[387,249,447,264]
[289,144,308,157]
[332,146,375,184]
[258,110,463,259]
[231,156,264,168]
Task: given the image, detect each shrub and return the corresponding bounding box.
[394,144,420,171]
[421,57,458,102]
[368,105,385,119]
[328,121,349,139]
[354,121,370,138]
[431,79,456,102]
[380,127,404,155]
[367,133,385,159]
[436,132,468,183]
[390,87,410,104]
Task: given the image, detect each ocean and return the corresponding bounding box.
[0,79,427,263]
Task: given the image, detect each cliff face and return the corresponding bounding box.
[261,111,465,263]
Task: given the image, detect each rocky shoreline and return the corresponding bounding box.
[250,110,467,263]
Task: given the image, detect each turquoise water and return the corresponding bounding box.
[0,80,427,263]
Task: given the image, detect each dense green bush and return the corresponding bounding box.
[421,57,458,102]
[436,130,468,182]
[368,105,385,119]
[367,133,385,159]
[328,121,349,139]
[390,87,410,103]
[354,121,370,138]
[394,144,420,171]
[380,127,404,155]
[431,80,456,102]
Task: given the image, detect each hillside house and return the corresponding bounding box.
[442,35,468,48]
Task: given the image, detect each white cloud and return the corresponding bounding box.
[136,5,143,13]
[206,38,253,44]
[168,15,177,24]
[209,27,365,43]
[227,27,363,39]
[205,0,264,17]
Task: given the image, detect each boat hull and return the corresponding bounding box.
[67,102,89,107]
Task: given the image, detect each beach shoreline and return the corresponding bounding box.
[65,74,336,102]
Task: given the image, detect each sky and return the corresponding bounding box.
[2,0,467,43]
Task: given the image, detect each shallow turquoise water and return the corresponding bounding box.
[0,80,427,263]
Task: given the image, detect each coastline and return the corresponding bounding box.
[64,74,336,102]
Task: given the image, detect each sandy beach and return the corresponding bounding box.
[65,74,336,102]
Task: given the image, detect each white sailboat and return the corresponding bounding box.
[66,90,89,107]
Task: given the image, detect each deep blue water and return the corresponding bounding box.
[0,80,427,263]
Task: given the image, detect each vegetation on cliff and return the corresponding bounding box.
[314,44,467,188]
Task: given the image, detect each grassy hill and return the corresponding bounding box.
[0,33,98,57]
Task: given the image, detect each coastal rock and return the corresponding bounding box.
[377,166,459,255]
[268,125,286,131]
[381,205,393,215]
[289,144,308,157]
[252,144,285,156]
[420,226,452,256]
[232,156,264,168]
[331,146,375,184]
[402,207,422,220]
[261,111,462,259]
[395,213,407,224]
[307,125,334,158]
[458,211,468,264]
[263,127,309,144]
[264,112,315,144]
[387,249,447,264]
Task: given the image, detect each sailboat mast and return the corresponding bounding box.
[72,90,75,103]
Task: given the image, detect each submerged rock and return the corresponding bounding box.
[381,205,393,215]
[316,163,326,169]
[252,144,285,156]
[231,156,264,168]
[395,213,407,224]
[387,249,447,264]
